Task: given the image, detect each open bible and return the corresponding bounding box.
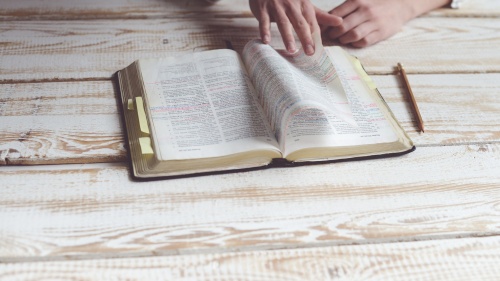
[118,39,413,178]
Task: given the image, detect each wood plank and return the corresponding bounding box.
[0,0,252,20]
[2,74,499,165]
[1,17,498,82]
[428,0,500,17]
[1,144,499,261]
[0,81,125,165]
[1,236,500,280]
[344,17,500,74]
[0,0,497,20]
[373,73,500,143]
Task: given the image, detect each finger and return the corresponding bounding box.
[338,21,375,44]
[287,4,316,55]
[350,30,382,48]
[320,24,328,36]
[274,8,297,53]
[327,10,368,39]
[316,6,342,28]
[304,3,322,34]
[328,0,359,18]
[259,8,272,44]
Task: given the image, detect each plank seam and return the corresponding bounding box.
[363,70,500,76]
[2,141,499,167]
[0,77,111,85]
[1,231,499,264]
[0,14,253,21]
[2,70,500,84]
[0,12,497,22]
[416,141,500,148]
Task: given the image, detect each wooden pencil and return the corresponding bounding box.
[398,63,425,133]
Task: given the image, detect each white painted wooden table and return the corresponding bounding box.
[1,0,500,279]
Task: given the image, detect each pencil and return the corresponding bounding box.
[398,63,425,133]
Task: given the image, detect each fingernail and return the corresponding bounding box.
[305,44,314,55]
[263,35,270,44]
[287,42,296,53]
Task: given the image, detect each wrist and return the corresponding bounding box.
[406,0,451,19]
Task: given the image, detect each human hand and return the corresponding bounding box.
[324,0,418,48]
[249,0,342,55]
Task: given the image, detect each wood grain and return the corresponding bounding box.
[1,0,499,277]
[428,0,500,17]
[372,73,500,144]
[1,236,500,280]
[1,144,499,261]
[2,74,499,165]
[0,0,497,20]
[0,0,253,20]
[0,81,125,165]
[1,17,499,82]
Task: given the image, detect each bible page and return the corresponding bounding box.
[242,38,357,157]
[321,47,401,146]
[138,49,280,161]
[242,38,402,159]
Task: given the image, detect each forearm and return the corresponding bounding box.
[324,0,455,48]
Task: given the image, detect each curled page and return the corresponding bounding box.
[242,33,355,152]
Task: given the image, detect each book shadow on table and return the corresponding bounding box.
[127,148,415,182]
